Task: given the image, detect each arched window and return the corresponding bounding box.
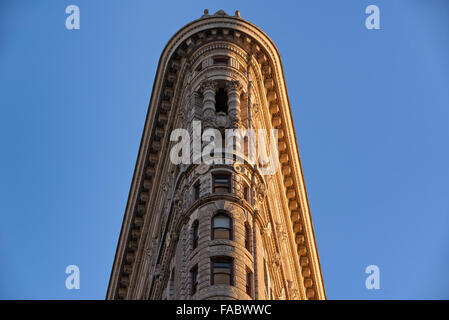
[192,220,199,249]
[212,212,232,240]
[245,222,252,253]
[211,256,234,285]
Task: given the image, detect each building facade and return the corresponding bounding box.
[107,9,325,300]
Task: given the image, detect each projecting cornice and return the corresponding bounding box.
[107,9,326,300]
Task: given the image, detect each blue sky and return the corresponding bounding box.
[1,0,448,300]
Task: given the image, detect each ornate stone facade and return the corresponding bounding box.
[107,9,325,300]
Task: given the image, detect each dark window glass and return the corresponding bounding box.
[213,56,229,65]
[191,265,198,295]
[215,88,228,113]
[243,185,249,202]
[192,220,199,249]
[194,181,200,201]
[245,223,251,252]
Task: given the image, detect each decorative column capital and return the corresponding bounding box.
[226,80,243,94]
[199,79,217,93]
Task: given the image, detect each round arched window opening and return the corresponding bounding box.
[212,212,233,240]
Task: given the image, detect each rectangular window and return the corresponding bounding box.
[191,265,199,295]
[211,257,233,285]
[212,213,232,240]
[245,223,251,252]
[243,185,249,203]
[192,220,199,249]
[194,181,200,201]
[213,173,231,193]
[244,136,249,158]
[246,269,253,298]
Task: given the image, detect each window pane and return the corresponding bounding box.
[214,186,229,193]
[212,259,233,285]
[194,183,200,200]
[246,272,252,295]
[215,88,229,113]
[214,229,230,240]
[214,216,230,228]
[215,177,229,184]
[214,262,231,271]
[214,174,230,193]
[214,273,231,285]
[194,271,199,283]
[193,221,199,248]
[191,266,198,295]
[194,225,199,238]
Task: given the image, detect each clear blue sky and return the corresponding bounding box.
[1,0,448,300]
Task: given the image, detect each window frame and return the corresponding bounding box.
[212,172,231,193]
[211,211,233,241]
[210,256,234,286]
[246,268,253,298]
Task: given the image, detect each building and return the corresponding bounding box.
[107,9,325,300]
